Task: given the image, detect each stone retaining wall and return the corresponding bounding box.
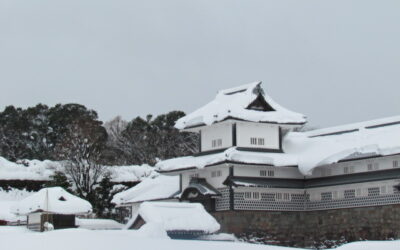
[212,204,400,248]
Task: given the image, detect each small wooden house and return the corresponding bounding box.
[11,187,92,232]
[128,201,220,239]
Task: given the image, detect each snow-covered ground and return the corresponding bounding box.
[0,189,34,222]
[0,226,399,250]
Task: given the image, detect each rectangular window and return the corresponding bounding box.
[321,192,332,201]
[211,170,222,178]
[367,163,373,171]
[349,166,355,173]
[250,137,265,146]
[268,170,274,177]
[244,192,261,200]
[393,160,399,168]
[252,192,260,199]
[344,189,355,199]
[283,193,290,201]
[332,191,339,199]
[211,139,222,148]
[190,173,199,178]
[380,186,387,194]
[368,187,380,197]
[260,170,267,177]
[344,166,349,174]
[276,193,282,200]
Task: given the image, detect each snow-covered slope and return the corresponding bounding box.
[175,81,306,129]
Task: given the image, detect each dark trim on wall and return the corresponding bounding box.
[229,166,234,211]
[279,127,283,151]
[194,148,228,157]
[223,168,400,189]
[232,123,237,146]
[236,147,283,153]
[305,168,400,188]
[309,129,359,138]
[198,130,202,152]
[157,160,290,174]
[179,174,182,192]
[182,117,306,130]
[365,120,400,129]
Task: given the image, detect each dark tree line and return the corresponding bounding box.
[0,103,198,166]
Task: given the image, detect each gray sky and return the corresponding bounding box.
[0,0,399,128]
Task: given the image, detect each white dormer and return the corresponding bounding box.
[176,81,307,153]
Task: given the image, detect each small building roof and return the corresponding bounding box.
[11,187,92,215]
[175,81,306,130]
[0,157,61,181]
[131,202,220,234]
[112,175,179,206]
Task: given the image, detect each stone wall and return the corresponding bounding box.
[212,204,400,248]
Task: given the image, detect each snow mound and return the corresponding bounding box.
[76,218,124,230]
[11,187,92,215]
[136,202,220,234]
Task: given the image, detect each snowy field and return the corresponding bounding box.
[0,227,399,250]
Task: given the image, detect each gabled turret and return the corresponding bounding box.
[175,81,307,153]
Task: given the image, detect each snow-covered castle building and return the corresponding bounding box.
[156,81,400,245]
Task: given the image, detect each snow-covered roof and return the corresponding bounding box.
[134,202,220,233]
[11,187,92,215]
[157,115,400,176]
[285,115,400,175]
[156,147,298,173]
[0,157,61,181]
[175,81,306,130]
[107,165,156,183]
[112,175,179,206]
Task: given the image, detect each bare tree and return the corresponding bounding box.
[55,119,107,198]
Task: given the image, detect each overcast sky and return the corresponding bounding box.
[0,0,399,128]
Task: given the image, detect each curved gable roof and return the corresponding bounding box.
[175,81,306,129]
